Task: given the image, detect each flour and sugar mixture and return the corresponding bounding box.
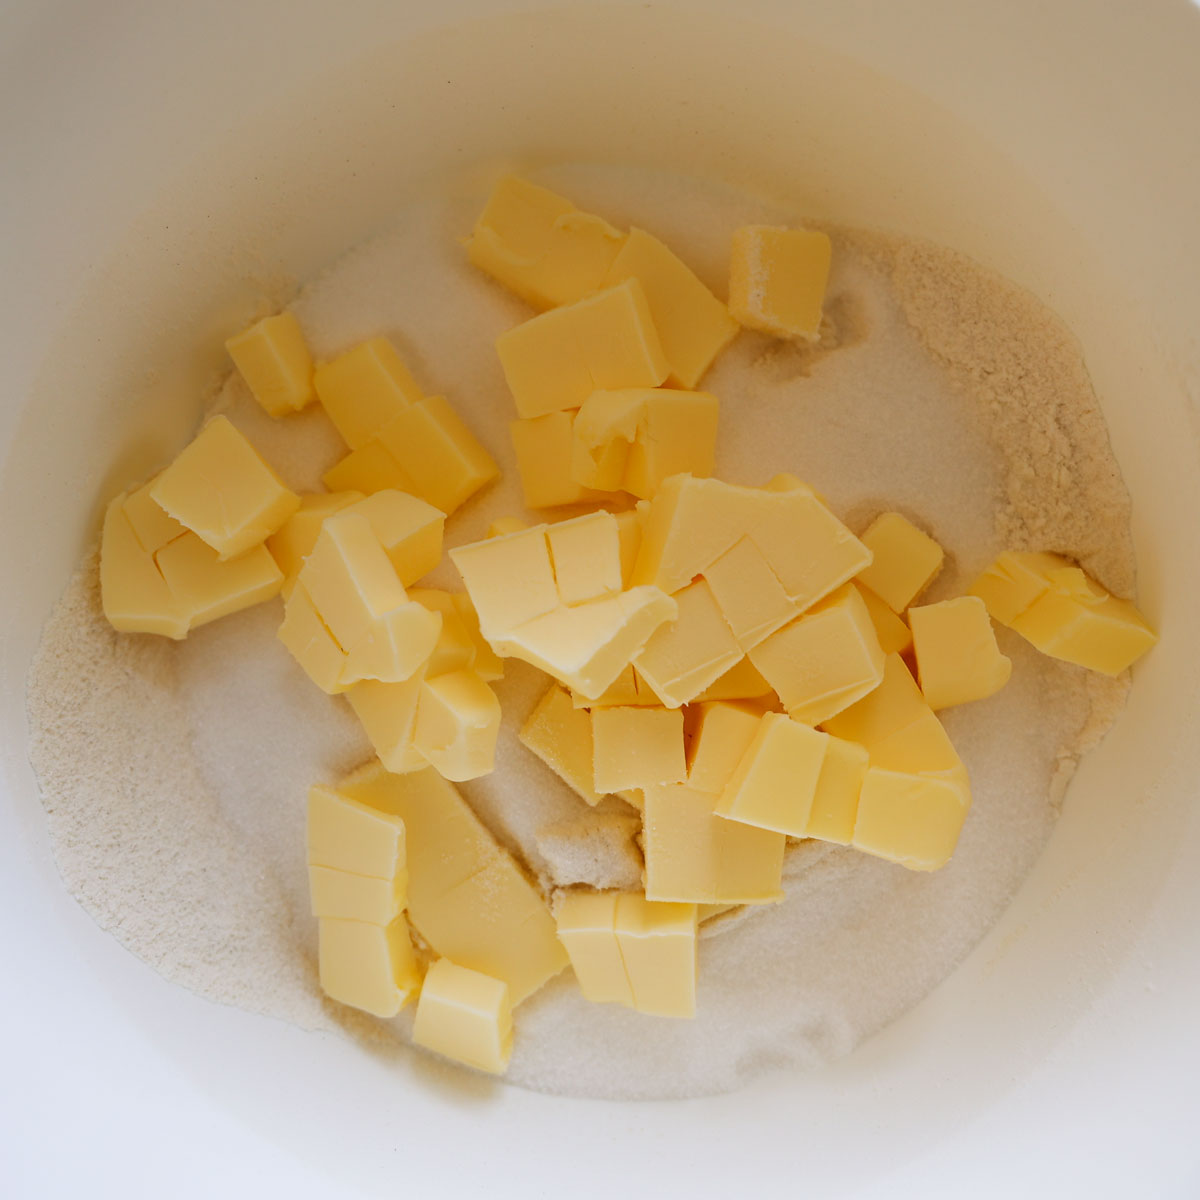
[28,165,1134,1098]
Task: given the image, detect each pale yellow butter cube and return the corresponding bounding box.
[450,526,559,642]
[555,890,634,1006]
[226,310,315,418]
[495,278,669,419]
[634,578,744,708]
[308,864,407,924]
[613,894,698,1019]
[570,664,645,710]
[266,491,364,598]
[451,593,504,682]
[155,532,283,630]
[466,175,626,310]
[278,582,349,693]
[546,511,623,606]
[520,683,607,805]
[318,915,421,1018]
[910,596,1012,710]
[122,475,186,554]
[339,599,442,686]
[322,438,413,497]
[748,584,885,725]
[571,389,644,490]
[692,657,775,703]
[345,673,427,774]
[307,783,406,878]
[622,388,720,500]
[716,712,829,836]
[821,653,927,746]
[853,768,970,872]
[603,228,738,389]
[803,735,868,845]
[511,411,610,509]
[314,338,422,450]
[729,225,832,341]
[967,550,1072,626]
[336,763,568,1002]
[855,582,913,656]
[702,536,798,651]
[687,701,763,795]
[414,669,501,782]
[591,705,687,793]
[343,490,444,586]
[487,516,529,538]
[412,958,513,1075]
[151,416,300,560]
[410,588,478,677]
[868,708,964,780]
[856,512,944,614]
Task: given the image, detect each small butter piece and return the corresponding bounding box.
[603,228,738,389]
[450,526,559,642]
[226,310,315,417]
[155,532,283,630]
[621,388,720,501]
[909,596,1012,710]
[855,582,913,656]
[687,701,764,795]
[151,416,300,560]
[495,278,669,419]
[308,865,407,924]
[555,890,635,1006]
[803,734,869,845]
[729,225,832,341]
[452,593,505,682]
[546,511,623,606]
[345,673,427,774]
[122,475,186,554]
[322,438,413,497]
[314,338,422,450]
[614,894,698,1018]
[278,582,349,693]
[99,494,190,639]
[856,512,944,613]
[615,507,645,588]
[591,706,687,793]
[571,664,658,709]
[318,915,421,1018]
[967,550,1073,626]
[307,783,406,878]
[487,516,529,538]
[413,669,502,782]
[512,412,610,509]
[852,768,970,872]
[702,536,798,651]
[267,491,364,597]
[339,599,442,686]
[412,958,513,1075]
[410,588,478,677]
[519,683,607,806]
[571,389,645,491]
[821,653,929,747]
[343,490,444,586]
[692,657,775,703]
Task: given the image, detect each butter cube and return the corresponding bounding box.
[487,516,529,538]
[603,228,738,389]
[450,526,559,642]
[821,653,928,747]
[122,475,186,554]
[613,894,698,1018]
[339,599,442,686]
[495,278,669,419]
[634,579,744,708]
[687,701,764,795]
[151,416,300,560]
[345,674,427,774]
[412,958,513,1075]
[466,175,626,310]
[855,582,913,656]
[702,536,798,651]
[322,438,413,497]
[318,915,421,1018]
[591,706,687,793]
[266,491,364,597]
[715,712,829,836]
[748,584,885,725]
[572,665,661,709]
[615,507,645,588]
[225,310,315,417]
[307,783,406,878]
[410,588,478,677]
[1009,567,1157,676]
[452,593,504,682]
[413,669,501,782]
[803,735,869,844]
[308,865,407,924]
[155,532,283,630]
[868,708,964,780]
[856,512,944,613]
[337,763,568,1002]
[520,683,607,806]
[692,657,775,703]
[967,550,1072,626]
[728,225,832,341]
[511,412,610,509]
[852,768,970,872]
[909,596,1012,710]
[343,490,444,586]
[100,495,190,638]
[314,338,422,450]
[621,389,720,500]
[571,389,644,490]
[555,890,635,1006]
[278,582,349,694]
[642,781,785,905]
[546,511,623,606]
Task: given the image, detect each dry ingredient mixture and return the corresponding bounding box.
[27,166,1133,1098]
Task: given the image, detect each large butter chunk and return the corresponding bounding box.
[967,550,1073,626]
[520,683,607,806]
[307,783,406,878]
[702,536,798,651]
[344,490,444,587]
[308,865,406,924]
[821,653,929,747]
[748,584,885,725]
[495,279,669,419]
[804,735,869,845]
[225,310,315,418]
[412,958,513,1075]
[336,763,567,1003]
[155,532,283,630]
[511,412,610,509]
[413,669,501,782]
[687,701,763,795]
[855,512,944,613]
[122,475,187,554]
[909,596,1012,710]
[313,338,423,450]
[466,176,626,310]
[602,228,738,389]
[642,781,785,905]
[716,712,829,836]
[278,582,349,693]
[267,491,364,597]
[151,416,300,560]
[1009,566,1158,676]
[100,494,190,638]
[728,225,832,341]
[852,768,970,872]
[318,915,421,1018]
[546,511,623,606]
[613,894,698,1019]
[555,890,635,1006]
[345,674,427,773]
[592,705,687,793]
[634,579,744,707]
[450,526,560,642]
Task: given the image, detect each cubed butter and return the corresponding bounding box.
[852,768,970,872]
[821,653,929,747]
[855,512,944,613]
[122,475,186,554]
[413,669,501,782]
[701,536,798,651]
[546,511,623,606]
[591,705,687,793]
[412,958,513,1075]
[967,550,1073,626]
[909,596,1012,710]
[687,701,764,795]
[345,673,427,774]
[487,516,529,538]
[322,438,414,497]
[571,389,645,490]
[452,593,505,682]
[339,598,442,686]
[613,894,698,1019]
[495,278,669,419]
[519,683,607,806]
[511,411,610,509]
[615,507,645,587]
[621,388,720,500]
[692,657,775,703]
[855,582,913,656]
[267,491,364,597]
[318,915,421,1018]
[307,783,406,878]
[803,734,869,844]
[343,490,444,586]
[99,494,190,639]
[313,338,422,450]
[155,532,283,630]
[410,588,478,677]
[225,310,315,418]
[555,890,635,1006]
[450,526,559,642]
[308,865,407,925]
[728,225,832,341]
[278,582,349,693]
[151,416,300,560]
[571,664,658,708]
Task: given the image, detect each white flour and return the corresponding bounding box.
[27,166,1132,1099]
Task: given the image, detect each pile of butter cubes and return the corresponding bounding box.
[99,176,1157,1076]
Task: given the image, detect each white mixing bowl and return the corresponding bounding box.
[3,2,1198,1195]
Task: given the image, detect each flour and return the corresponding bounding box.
[26,166,1133,1099]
